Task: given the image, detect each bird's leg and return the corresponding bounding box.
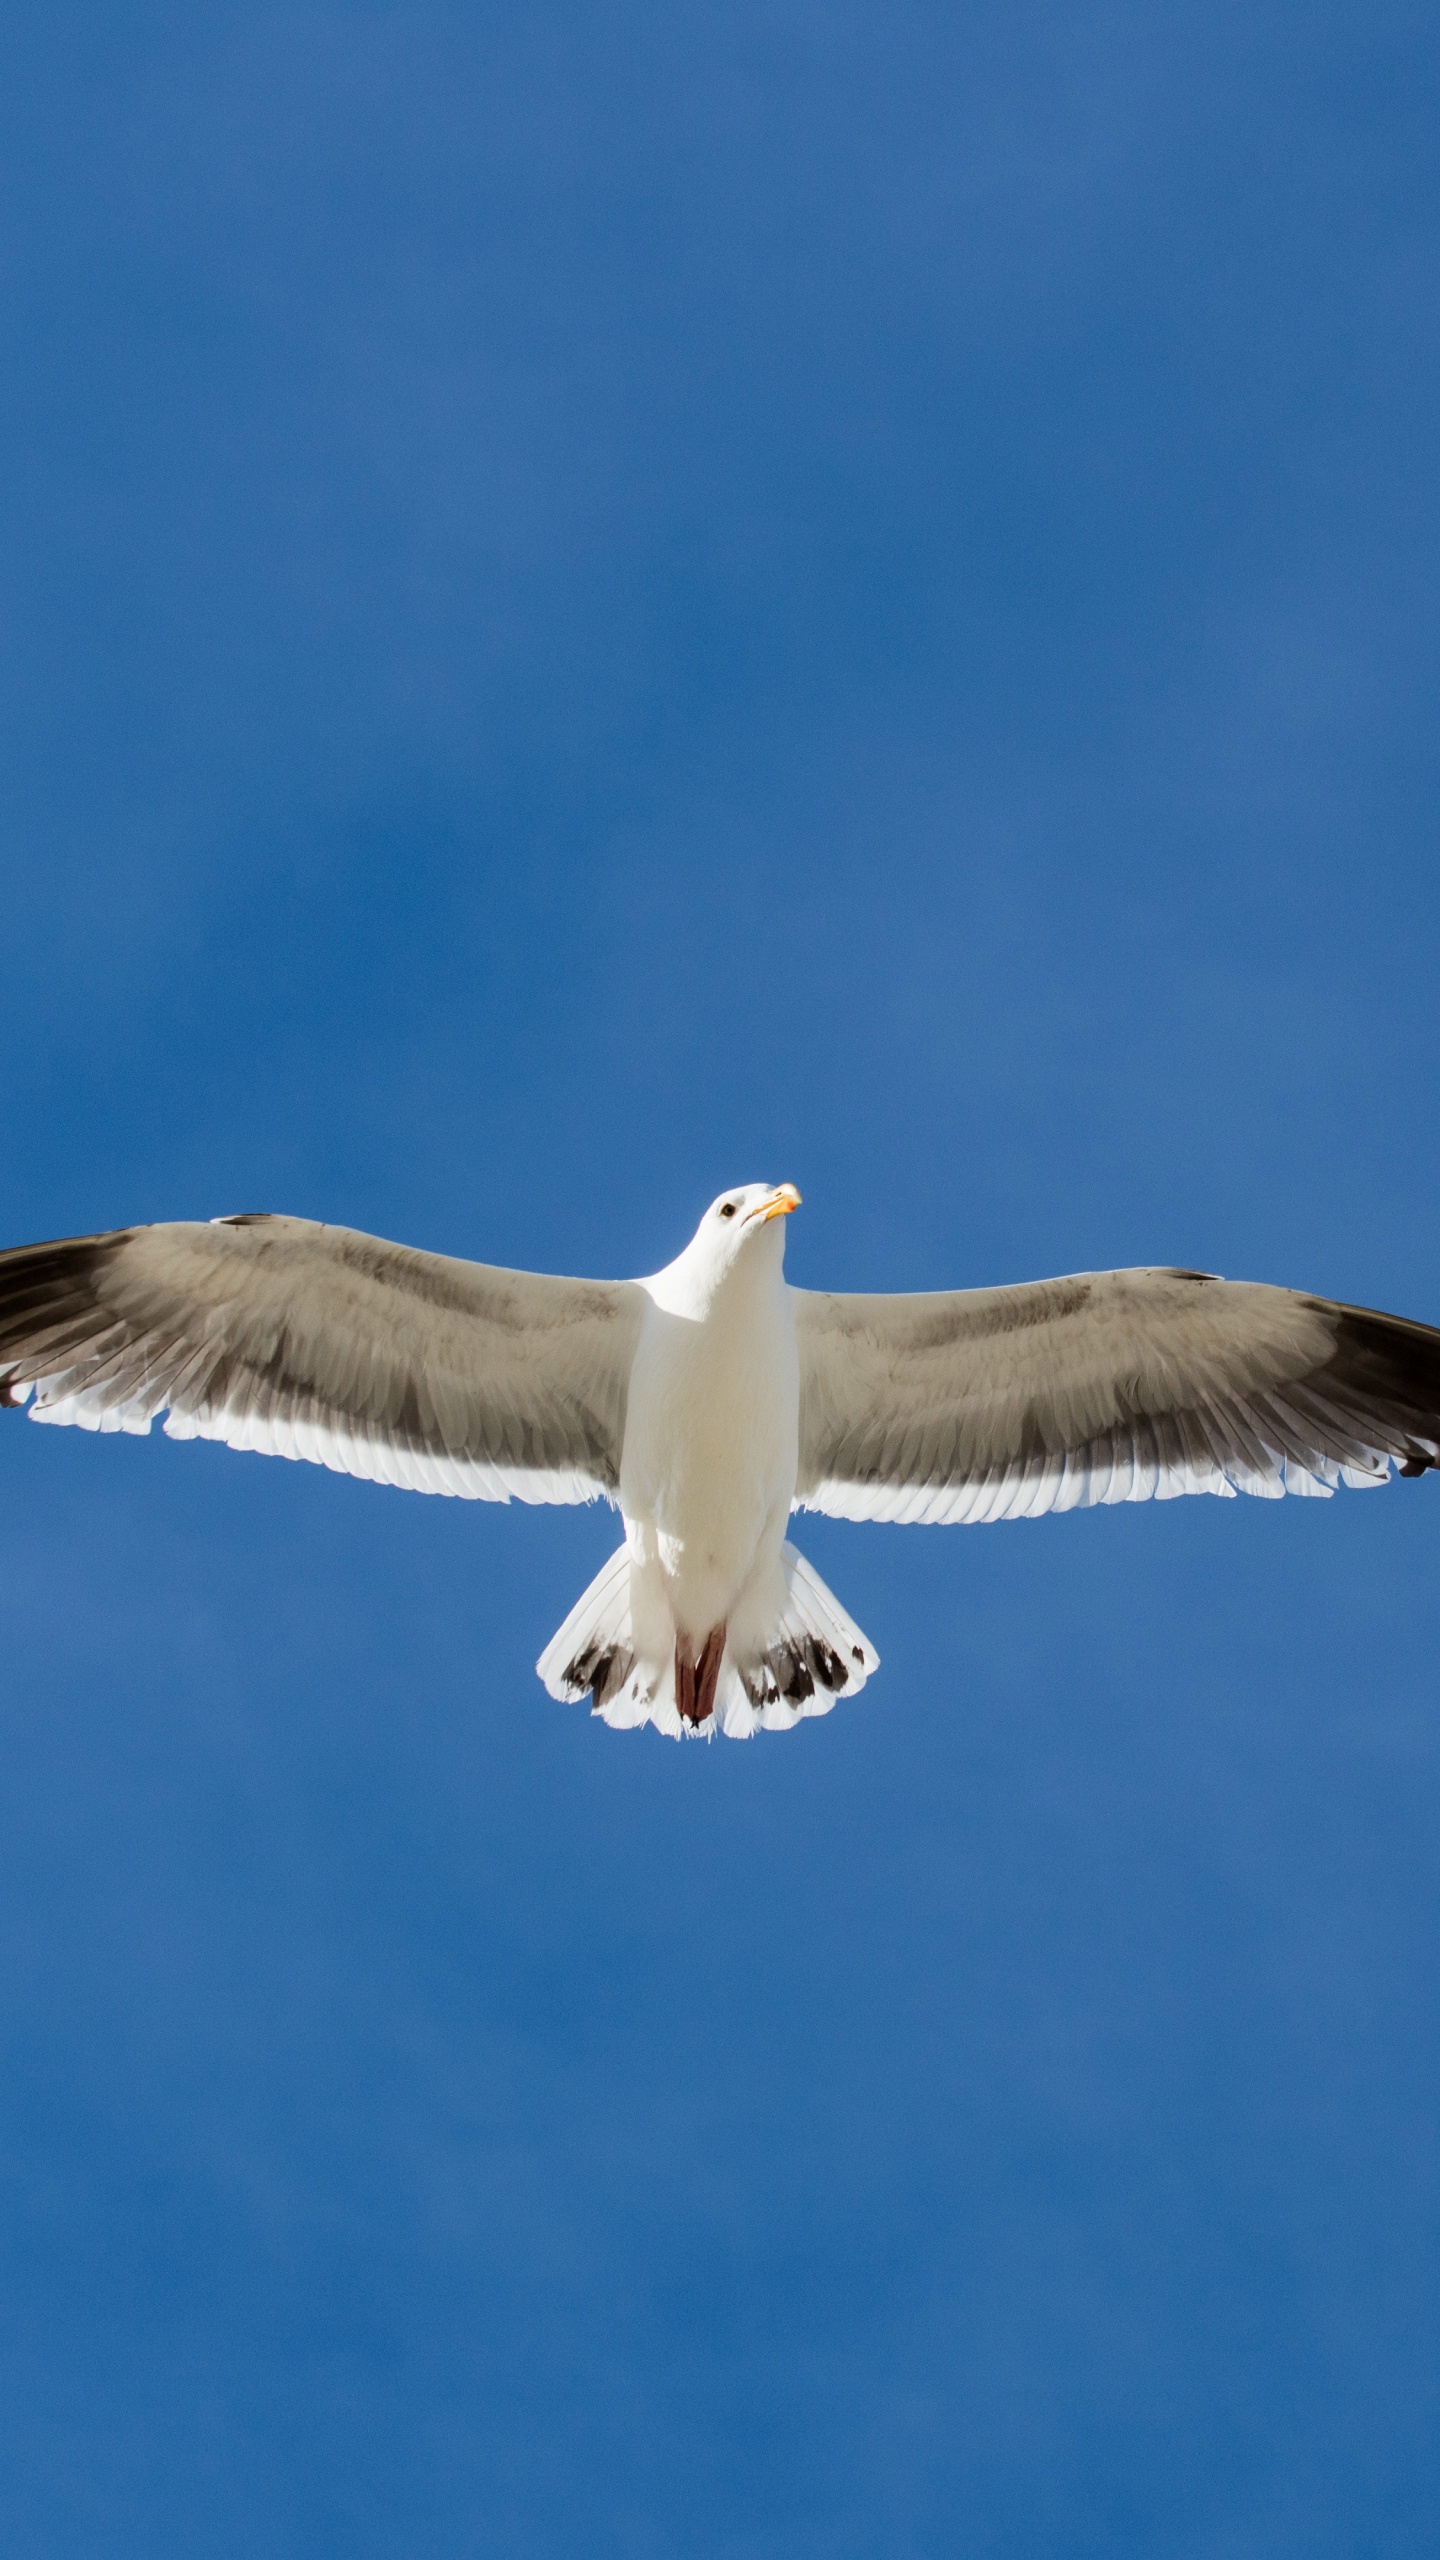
[674,1627,726,1727]
[675,1641,698,1726]
[693,1625,726,1726]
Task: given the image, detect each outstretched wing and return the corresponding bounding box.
[792,1267,1440,1524]
[0,1215,645,1503]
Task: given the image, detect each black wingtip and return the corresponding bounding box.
[1318,1305,1440,1478]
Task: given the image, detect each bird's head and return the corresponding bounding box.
[687,1181,802,1284]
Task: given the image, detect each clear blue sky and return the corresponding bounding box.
[0,7,1437,2554]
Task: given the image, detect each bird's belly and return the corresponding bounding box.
[653,1435,779,1589]
[620,1317,799,1641]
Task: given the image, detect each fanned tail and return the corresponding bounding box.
[536,1541,878,1742]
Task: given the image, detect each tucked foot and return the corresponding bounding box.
[675,1625,726,1727]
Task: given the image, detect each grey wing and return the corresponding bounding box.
[792,1267,1440,1524]
[0,1214,646,1503]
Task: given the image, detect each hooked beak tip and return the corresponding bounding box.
[751,1182,802,1225]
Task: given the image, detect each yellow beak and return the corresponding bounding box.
[747,1182,802,1226]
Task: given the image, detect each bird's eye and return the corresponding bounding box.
[719,1202,737,1220]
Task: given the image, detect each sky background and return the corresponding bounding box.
[0,5,1437,2554]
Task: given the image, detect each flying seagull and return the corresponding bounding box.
[2,1185,1438,1739]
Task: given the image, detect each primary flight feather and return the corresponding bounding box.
[2,1184,1438,1738]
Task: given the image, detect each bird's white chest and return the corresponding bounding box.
[620,1267,799,1624]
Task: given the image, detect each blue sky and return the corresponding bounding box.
[0,5,1437,2553]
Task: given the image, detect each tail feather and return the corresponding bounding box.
[535,1544,647,1721]
[536,1540,878,1742]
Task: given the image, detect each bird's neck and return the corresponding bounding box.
[648,1239,785,1327]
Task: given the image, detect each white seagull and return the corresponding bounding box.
[2,1185,1438,1739]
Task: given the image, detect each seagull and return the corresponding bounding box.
[2,1185,1438,1739]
